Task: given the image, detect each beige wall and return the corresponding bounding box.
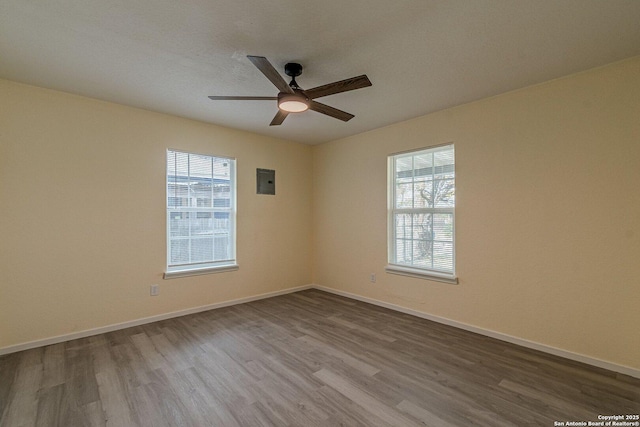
[0,80,312,349]
[312,57,640,370]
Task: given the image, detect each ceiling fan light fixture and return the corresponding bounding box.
[278,92,309,113]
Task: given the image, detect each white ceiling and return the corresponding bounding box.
[1,1,640,145]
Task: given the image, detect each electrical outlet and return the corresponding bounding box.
[150,284,159,296]
[370,273,376,283]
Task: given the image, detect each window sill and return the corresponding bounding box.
[385,264,458,284]
[164,264,239,279]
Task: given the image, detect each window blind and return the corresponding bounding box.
[389,145,455,276]
[167,150,236,272]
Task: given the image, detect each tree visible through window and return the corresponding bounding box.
[388,145,455,279]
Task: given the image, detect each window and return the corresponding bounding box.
[387,144,457,283]
[165,150,237,278]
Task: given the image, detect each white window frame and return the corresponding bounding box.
[386,144,458,284]
[164,149,238,279]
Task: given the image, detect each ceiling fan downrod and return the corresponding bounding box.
[285,62,303,90]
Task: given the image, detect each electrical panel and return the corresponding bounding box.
[257,168,275,195]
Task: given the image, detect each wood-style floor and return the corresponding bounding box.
[1,289,638,426]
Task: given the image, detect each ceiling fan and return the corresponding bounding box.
[208,55,372,126]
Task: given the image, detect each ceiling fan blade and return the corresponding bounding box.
[305,75,372,99]
[247,56,293,94]
[309,101,355,122]
[208,96,277,100]
[270,110,289,126]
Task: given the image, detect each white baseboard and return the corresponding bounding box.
[311,285,640,379]
[2,283,638,380]
[0,285,312,356]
